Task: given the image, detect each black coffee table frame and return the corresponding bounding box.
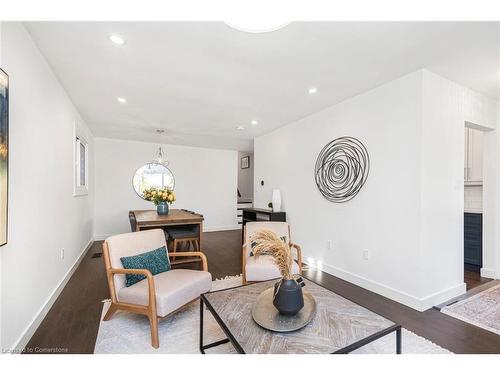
[199,280,402,354]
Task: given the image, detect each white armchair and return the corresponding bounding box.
[102,229,211,348]
[242,222,302,284]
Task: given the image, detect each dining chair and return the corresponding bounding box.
[242,221,302,284]
[102,229,211,348]
[165,210,204,258]
[166,224,200,256]
[128,211,137,232]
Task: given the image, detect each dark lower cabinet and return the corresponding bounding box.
[464,213,482,272]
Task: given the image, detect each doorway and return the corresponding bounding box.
[463,124,492,290]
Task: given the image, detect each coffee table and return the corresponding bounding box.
[199,277,401,354]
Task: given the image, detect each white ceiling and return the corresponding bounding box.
[25,22,500,151]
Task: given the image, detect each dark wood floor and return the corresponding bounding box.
[464,270,492,290]
[25,230,500,354]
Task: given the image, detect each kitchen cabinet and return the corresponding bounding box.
[464,213,482,272]
[464,128,483,185]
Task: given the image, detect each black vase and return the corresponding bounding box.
[273,278,305,315]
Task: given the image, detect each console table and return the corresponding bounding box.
[241,208,286,241]
[241,208,286,225]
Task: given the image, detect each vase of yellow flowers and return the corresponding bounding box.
[143,187,176,215]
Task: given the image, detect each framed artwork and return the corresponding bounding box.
[241,155,250,169]
[0,69,9,247]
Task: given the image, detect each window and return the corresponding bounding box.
[74,128,89,196]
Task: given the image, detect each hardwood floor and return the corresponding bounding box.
[24,241,109,354]
[464,270,492,290]
[25,229,500,354]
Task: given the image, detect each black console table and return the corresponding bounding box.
[242,208,286,224]
[241,208,286,241]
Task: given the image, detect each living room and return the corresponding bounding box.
[1,1,500,373]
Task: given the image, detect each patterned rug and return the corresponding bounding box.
[441,283,500,335]
[94,275,450,354]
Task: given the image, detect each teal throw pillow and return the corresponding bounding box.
[120,246,171,287]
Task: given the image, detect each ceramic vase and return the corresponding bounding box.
[272,189,282,212]
[156,202,169,215]
[273,278,304,315]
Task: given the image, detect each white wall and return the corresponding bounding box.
[94,137,238,238]
[0,22,95,350]
[255,71,426,308]
[254,69,498,311]
[492,101,500,278]
[237,152,254,201]
[420,70,497,299]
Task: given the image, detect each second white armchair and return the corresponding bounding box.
[242,221,302,284]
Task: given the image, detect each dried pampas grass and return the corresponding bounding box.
[249,229,293,280]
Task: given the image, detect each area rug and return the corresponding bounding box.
[441,283,500,335]
[94,275,450,354]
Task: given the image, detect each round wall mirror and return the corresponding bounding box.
[133,163,175,199]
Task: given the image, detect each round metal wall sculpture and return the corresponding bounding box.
[314,136,370,203]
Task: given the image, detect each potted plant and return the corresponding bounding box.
[249,229,304,315]
[143,187,176,215]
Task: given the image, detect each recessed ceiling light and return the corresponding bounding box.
[236,126,245,131]
[308,87,318,94]
[251,120,258,125]
[109,34,125,45]
[117,97,127,104]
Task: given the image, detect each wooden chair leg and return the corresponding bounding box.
[103,303,118,321]
[149,314,159,349]
[172,239,178,260]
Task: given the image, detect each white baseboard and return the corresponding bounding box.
[304,259,465,312]
[10,239,94,352]
[203,225,241,232]
[419,283,467,310]
[481,267,498,279]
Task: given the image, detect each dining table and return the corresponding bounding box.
[132,209,204,249]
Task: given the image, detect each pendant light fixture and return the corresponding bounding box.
[152,129,169,167]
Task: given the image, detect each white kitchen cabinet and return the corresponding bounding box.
[464,127,483,185]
